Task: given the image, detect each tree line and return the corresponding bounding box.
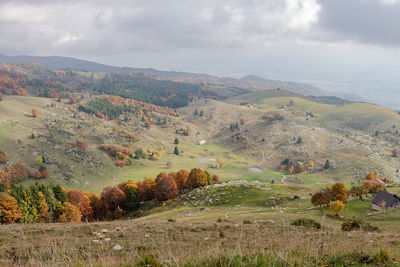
[0,168,221,224]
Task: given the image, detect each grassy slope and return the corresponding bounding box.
[0,96,279,192]
[1,182,400,266]
[2,93,400,191]
[182,94,400,185]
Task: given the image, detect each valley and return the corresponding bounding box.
[1,61,400,266]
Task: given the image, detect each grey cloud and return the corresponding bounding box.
[317,0,400,46]
[0,0,321,56]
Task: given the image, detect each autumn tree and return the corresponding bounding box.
[370,183,385,196]
[365,173,375,180]
[172,169,189,191]
[187,168,208,189]
[329,200,345,216]
[38,191,49,222]
[67,190,93,221]
[0,192,21,224]
[330,183,348,202]
[57,202,82,222]
[155,174,179,201]
[32,108,39,118]
[311,191,331,207]
[117,180,138,195]
[349,186,363,200]
[361,182,373,197]
[85,192,102,220]
[100,186,126,218]
[240,118,245,125]
[0,151,7,164]
[307,160,314,170]
[212,175,221,183]
[137,178,156,201]
[392,148,400,158]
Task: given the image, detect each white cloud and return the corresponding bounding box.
[381,0,400,5]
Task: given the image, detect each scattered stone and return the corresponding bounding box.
[113,244,123,251]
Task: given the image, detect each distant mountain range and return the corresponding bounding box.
[0,53,329,97]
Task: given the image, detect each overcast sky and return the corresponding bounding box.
[1,0,400,107]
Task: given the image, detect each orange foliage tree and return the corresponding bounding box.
[155,174,179,201]
[365,173,375,180]
[0,162,31,187]
[212,175,221,183]
[32,108,39,118]
[85,192,102,219]
[67,190,93,221]
[173,169,189,191]
[311,191,331,207]
[137,178,156,201]
[0,192,21,224]
[330,182,348,202]
[72,140,88,151]
[100,186,126,219]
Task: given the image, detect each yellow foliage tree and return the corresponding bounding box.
[57,202,82,222]
[38,192,49,222]
[307,160,314,170]
[329,200,345,216]
[36,156,43,165]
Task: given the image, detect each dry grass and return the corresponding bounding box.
[0,215,399,266]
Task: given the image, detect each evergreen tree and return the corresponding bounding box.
[296,137,303,144]
[52,185,67,203]
[194,109,198,116]
[174,137,179,144]
[199,110,203,116]
[174,146,180,155]
[324,160,330,169]
[126,187,140,211]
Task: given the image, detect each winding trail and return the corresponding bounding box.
[248,143,266,167]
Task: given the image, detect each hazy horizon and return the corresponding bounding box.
[1,0,400,109]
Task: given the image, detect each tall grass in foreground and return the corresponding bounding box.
[0,218,398,266]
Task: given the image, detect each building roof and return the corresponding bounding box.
[370,179,385,186]
[372,190,400,208]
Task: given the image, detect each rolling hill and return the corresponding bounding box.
[0,54,327,97]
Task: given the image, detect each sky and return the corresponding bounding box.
[1,0,400,108]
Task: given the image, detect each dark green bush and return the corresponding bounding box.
[291,218,321,230]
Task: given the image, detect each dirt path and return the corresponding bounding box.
[248,143,265,167]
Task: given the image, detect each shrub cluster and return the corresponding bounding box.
[291,218,321,230]
[341,219,379,232]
